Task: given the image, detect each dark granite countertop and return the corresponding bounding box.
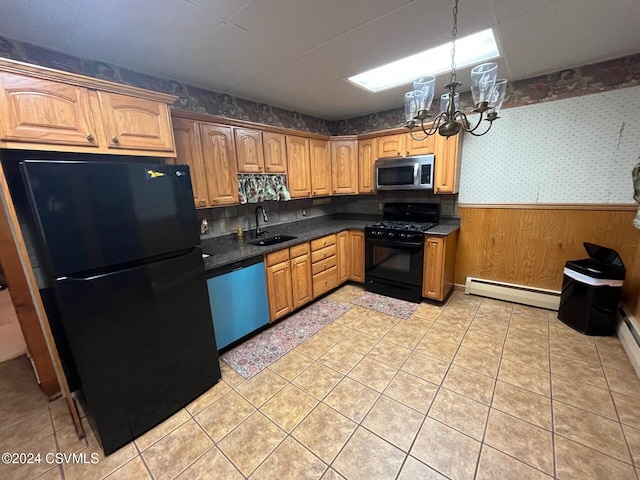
[200,216,460,272]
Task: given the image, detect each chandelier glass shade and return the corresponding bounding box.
[405,0,507,139]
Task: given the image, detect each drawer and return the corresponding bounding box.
[313,265,338,298]
[265,248,290,267]
[311,234,336,251]
[311,255,337,275]
[289,242,310,258]
[311,244,336,264]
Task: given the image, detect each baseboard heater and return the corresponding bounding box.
[617,306,640,379]
[464,277,561,310]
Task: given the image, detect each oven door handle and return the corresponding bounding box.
[367,239,423,248]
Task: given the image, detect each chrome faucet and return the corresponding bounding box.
[255,206,268,238]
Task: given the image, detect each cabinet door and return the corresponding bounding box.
[291,252,313,309]
[358,139,376,193]
[331,140,358,195]
[336,231,349,284]
[0,72,98,147]
[286,135,311,198]
[97,92,175,152]
[310,139,331,196]
[199,123,239,206]
[266,261,293,321]
[423,237,444,300]
[377,134,405,158]
[349,230,364,283]
[234,127,265,173]
[407,133,435,156]
[170,117,208,208]
[434,133,462,194]
[263,132,287,174]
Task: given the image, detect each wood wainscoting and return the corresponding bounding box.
[455,206,640,310]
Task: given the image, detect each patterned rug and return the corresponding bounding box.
[221,299,350,379]
[351,292,419,319]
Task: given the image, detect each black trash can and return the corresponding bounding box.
[558,242,625,336]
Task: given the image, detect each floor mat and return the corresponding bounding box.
[351,291,419,319]
[221,298,350,379]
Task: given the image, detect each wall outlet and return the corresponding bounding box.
[302,209,306,216]
[378,203,383,210]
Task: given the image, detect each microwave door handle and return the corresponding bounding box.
[414,163,420,187]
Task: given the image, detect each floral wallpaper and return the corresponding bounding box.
[238,174,291,204]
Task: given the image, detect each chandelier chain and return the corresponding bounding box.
[450,0,458,85]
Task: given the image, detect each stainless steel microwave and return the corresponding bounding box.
[375,154,434,190]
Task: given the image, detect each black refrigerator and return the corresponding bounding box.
[21,160,221,455]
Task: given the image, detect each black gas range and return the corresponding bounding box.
[364,203,440,303]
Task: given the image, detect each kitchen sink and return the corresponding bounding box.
[248,234,297,246]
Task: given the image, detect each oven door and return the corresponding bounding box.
[365,236,424,287]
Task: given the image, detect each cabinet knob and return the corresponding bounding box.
[112,136,119,144]
[406,151,409,156]
[397,151,401,155]
[86,133,94,142]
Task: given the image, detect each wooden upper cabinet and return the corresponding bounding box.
[262,132,287,174]
[358,138,376,193]
[0,72,98,147]
[433,132,462,194]
[309,139,331,197]
[286,135,311,198]
[199,123,239,206]
[407,133,435,155]
[234,127,265,173]
[331,139,358,195]
[377,133,405,158]
[170,117,208,208]
[97,91,175,152]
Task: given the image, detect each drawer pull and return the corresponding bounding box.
[86,133,94,142]
[112,136,119,144]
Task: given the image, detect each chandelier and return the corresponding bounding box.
[405,0,507,138]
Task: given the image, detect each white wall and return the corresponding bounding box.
[458,85,640,204]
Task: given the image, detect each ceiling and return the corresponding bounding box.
[0,0,639,120]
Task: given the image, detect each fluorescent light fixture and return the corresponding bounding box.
[348,29,500,92]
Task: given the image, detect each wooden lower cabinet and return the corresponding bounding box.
[337,231,349,284]
[311,234,338,297]
[290,244,313,309]
[349,230,364,283]
[423,230,458,301]
[266,250,293,322]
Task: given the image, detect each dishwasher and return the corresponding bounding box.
[206,256,270,350]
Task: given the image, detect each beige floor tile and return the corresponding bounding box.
[554,435,635,480]
[509,316,549,337]
[292,403,357,463]
[553,401,630,462]
[334,307,370,328]
[348,356,397,392]
[56,417,97,453]
[292,362,344,400]
[260,384,318,432]
[550,341,601,366]
[426,321,467,344]
[622,423,640,465]
[323,377,380,423]
[104,457,151,480]
[498,359,551,397]
[362,395,424,452]
[0,355,42,402]
[400,315,436,334]
[316,322,352,344]
[453,345,501,378]
[268,350,314,380]
[175,447,243,480]
[34,466,63,480]
[604,366,640,399]
[383,323,424,349]
[506,328,549,350]
[551,375,617,420]
[595,336,627,357]
[599,350,636,375]
[411,417,481,480]
[384,370,438,414]
[295,335,337,359]
[401,351,450,385]
[428,387,489,441]
[477,445,552,480]
[321,468,345,480]
[512,304,546,320]
[485,409,554,476]
[318,343,364,375]
[492,381,552,430]
[354,315,396,338]
[185,380,231,414]
[3,434,58,480]
[469,316,509,336]
[367,340,412,368]
[134,408,190,451]
[436,309,474,329]
[250,436,326,480]
[415,334,459,363]
[502,341,550,371]
[442,365,495,405]
[142,419,213,480]
[461,330,505,356]
[550,354,607,389]
[64,441,138,480]
[413,302,445,320]
[196,390,256,442]
[218,412,286,477]
[49,396,73,432]
[235,369,288,407]
[220,362,245,387]
[333,427,405,480]
[613,392,640,429]
[0,409,52,452]
[397,456,448,480]
[337,330,378,355]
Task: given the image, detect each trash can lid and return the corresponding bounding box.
[564,258,626,280]
[583,242,625,269]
